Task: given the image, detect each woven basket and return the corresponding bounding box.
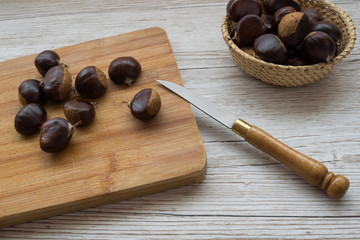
[221,0,356,87]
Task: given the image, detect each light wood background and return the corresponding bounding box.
[1,0,359,239]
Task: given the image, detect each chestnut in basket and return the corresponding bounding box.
[108,56,141,85]
[226,0,262,22]
[64,98,95,126]
[253,34,287,64]
[14,103,47,136]
[130,88,161,120]
[233,14,267,46]
[75,66,107,98]
[303,8,323,24]
[18,79,44,106]
[310,21,342,45]
[34,50,61,77]
[285,57,307,66]
[40,117,74,153]
[261,13,273,31]
[42,65,72,101]
[263,0,301,15]
[278,12,310,47]
[271,6,296,34]
[302,31,336,64]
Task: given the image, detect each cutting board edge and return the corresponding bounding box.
[0,159,207,228]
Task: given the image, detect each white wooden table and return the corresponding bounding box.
[1,0,359,238]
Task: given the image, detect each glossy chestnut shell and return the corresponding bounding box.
[226,0,262,22]
[34,50,60,77]
[40,117,74,153]
[75,66,107,98]
[303,8,323,24]
[130,88,161,120]
[233,14,267,46]
[253,33,288,64]
[285,57,307,66]
[18,79,44,105]
[14,103,47,136]
[42,65,72,101]
[64,98,95,126]
[278,12,310,47]
[108,56,141,85]
[271,6,296,34]
[310,21,342,45]
[263,0,301,14]
[302,31,336,64]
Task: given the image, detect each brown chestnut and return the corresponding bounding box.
[18,79,44,106]
[75,66,107,98]
[278,12,310,47]
[285,57,307,66]
[233,14,267,46]
[263,0,301,14]
[302,31,336,64]
[14,103,47,136]
[303,8,322,25]
[253,34,288,64]
[42,65,72,101]
[261,13,273,32]
[108,56,141,85]
[64,99,95,126]
[130,88,161,120]
[271,6,296,33]
[226,0,262,22]
[34,50,61,77]
[40,117,74,153]
[310,21,342,45]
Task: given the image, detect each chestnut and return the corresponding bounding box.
[263,0,301,14]
[34,50,61,77]
[261,13,273,32]
[108,56,141,85]
[278,12,310,47]
[233,14,267,46]
[310,21,342,45]
[14,103,47,136]
[75,66,107,98]
[18,79,44,105]
[40,117,74,153]
[130,88,161,120]
[42,65,72,101]
[271,6,296,33]
[226,0,262,22]
[285,57,307,66]
[303,8,323,24]
[64,98,95,126]
[286,45,302,57]
[253,34,287,64]
[302,31,336,64]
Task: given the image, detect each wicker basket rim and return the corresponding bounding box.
[221,0,357,70]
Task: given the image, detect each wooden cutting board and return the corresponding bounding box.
[0,27,206,227]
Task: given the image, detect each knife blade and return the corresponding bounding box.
[157,80,350,199]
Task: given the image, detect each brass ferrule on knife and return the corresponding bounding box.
[231,118,252,138]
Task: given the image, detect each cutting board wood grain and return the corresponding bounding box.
[0,27,206,227]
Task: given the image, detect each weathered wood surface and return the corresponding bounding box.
[0,0,359,239]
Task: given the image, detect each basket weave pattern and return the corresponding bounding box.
[221,0,356,87]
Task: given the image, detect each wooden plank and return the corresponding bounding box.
[0,27,206,227]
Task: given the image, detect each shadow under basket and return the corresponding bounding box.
[221,0,356,87]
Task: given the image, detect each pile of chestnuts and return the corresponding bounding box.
[15,50,162,153]
[227,0,343,65]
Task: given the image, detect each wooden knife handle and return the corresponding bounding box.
[232,120,350,199]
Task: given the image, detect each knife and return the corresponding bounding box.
[157,80,350,199]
